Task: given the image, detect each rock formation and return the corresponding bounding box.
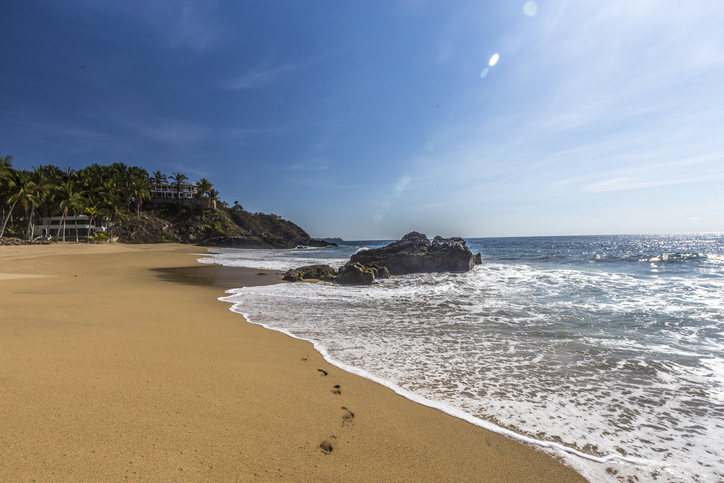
[347,231,475,275]
[283,265,337,282]
[283,232,476,286]
[336,263,376,285]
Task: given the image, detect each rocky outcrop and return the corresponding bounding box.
[347,231,475,275]
[115,203,332,248]
[226,210,332,248]
[116,206,243,244]
[282,232,475,286]
[317,237,344,244]
[336,262,376,285]
[364,263,390,279]
[283,265,337,282]
[473,253,482,265]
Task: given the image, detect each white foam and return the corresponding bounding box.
[200,241,724,483]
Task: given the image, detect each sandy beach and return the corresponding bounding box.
[0,243,586,482]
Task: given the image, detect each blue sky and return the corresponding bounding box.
[2,0,723,239]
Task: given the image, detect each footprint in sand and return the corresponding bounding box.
[320,436,337,454]
[341,407,354,423]
[331,385,341,395]
[317,369,328,376]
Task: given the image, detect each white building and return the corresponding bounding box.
[151,181,197,200]
[33,215,113,239]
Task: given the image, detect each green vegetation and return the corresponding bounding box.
[0,151,231,242]
[204,221,224,234]
[0,153,153,241]
[1,150,325,248]
[90,233,108,243]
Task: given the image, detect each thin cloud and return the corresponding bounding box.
[581,174,709,194]
[225,63,298,90]
[284,163,329,171]
[121,115,210,145]
[167,2,222,51]
[66,0,224,52]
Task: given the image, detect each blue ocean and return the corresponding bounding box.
[199,234,724,482]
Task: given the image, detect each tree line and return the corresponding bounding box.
[0,151,221,242]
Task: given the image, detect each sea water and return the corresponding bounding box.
[199,234,724,482]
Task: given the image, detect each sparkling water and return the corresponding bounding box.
[199,234,724,482]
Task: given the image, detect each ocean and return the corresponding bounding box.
[198,234,724,483]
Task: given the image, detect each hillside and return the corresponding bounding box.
[116,204,331,249]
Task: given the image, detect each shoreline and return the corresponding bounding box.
[0,243,587,481]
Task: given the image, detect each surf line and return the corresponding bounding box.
[219,288,671,471]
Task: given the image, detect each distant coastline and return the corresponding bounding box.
[316,237,344,244]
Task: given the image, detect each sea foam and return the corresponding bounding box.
[203,235,724,482]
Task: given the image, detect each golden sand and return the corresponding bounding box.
[0,243,586,482]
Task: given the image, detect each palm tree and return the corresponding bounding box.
[54,181,83,242]
[126,170,152,219]
[32,165,62,238]
[150,170,167,187]
[59,166,75,184]
[71,194,86,242]
[0,152,13,183]
[23,168,52,240]
[84,195,103,243]
[98,177,117,201]
[102,194,130,243]
[196,178,213,198]
[0,153,14,229]
[207,189,220,202]
[170,172,188,199]
[0,170,32,238]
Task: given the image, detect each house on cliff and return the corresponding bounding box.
[151,181,197,200]
[149,180,218,210]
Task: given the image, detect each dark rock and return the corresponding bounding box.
[473,253,482,265]
[317,237,343,245]
[283,265,337,282]
[348,231,474,275]
[336,262,375,285]
[364,262,390,279]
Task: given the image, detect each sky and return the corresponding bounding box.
[1,0,723,240]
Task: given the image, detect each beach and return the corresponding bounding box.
[0,243,585,482]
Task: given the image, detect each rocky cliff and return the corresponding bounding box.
[115,204,330,248]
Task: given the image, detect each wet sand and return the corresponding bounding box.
[0,243,587,482]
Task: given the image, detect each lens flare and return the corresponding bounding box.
[392,176,410,196]
[489,53,499,66]
[480,68,489,78]
[523,1,537,17]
